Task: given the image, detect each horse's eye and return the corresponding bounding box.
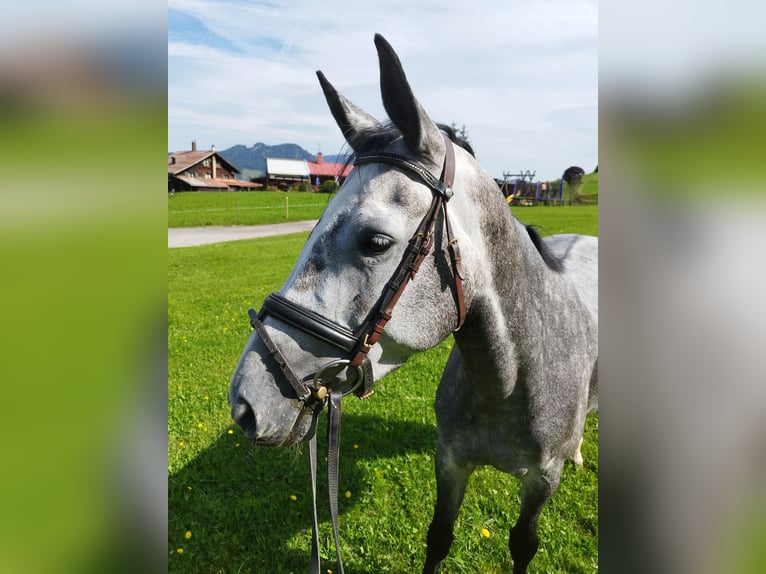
[361,233,393,255]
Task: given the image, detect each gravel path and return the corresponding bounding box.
[168,220,319,248]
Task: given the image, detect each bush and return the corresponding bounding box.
[319,179,339,194]
[289,182,313,192]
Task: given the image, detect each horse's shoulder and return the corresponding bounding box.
[544,233,598,318]
[542,234,597,265]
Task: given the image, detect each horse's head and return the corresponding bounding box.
[229,34,485,446]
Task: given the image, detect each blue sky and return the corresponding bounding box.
[168,0,598,180]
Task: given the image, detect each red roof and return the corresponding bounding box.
[307,154,351,178]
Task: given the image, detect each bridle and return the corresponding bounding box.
[248,133,465,411]
[246,133,465,573]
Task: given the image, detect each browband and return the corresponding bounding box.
[353,152,454,200]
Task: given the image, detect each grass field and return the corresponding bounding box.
[168,181,599,228]
[168,191,335,227]
[168,205,598,573]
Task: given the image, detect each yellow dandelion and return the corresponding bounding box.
[204,396,209,401]
[197,423,203,429]
[184,531,192,539]
[227,429,234,435]
[353,444,359,449]
[178,441,184,447]
[290,495,297,501]
[176,548,184,554]
[235,443,240,447]
[481,527,491,538]
[345,491,352,498]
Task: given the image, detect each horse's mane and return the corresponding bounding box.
[342,123,563,273]
[521,223,565,273]
[344,121,476,159]
[435,123,475,156]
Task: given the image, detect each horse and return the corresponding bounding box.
[229,34,598,574]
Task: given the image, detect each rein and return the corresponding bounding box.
[247,134,465,573]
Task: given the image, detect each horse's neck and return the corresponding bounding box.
[454,201,556,398]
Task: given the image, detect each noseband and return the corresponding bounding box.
[248,133,465,409]
[245,133,465,574]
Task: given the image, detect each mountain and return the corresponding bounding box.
[219,143,350,179]
[220,142,314,176]
[323,154,351,164]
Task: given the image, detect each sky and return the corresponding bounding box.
[168,0,597,181]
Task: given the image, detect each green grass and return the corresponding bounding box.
[168,191,335,227]
[578,172,599,202]
[513,205,599,236]
[168,206,598,573]
[168,174,598,229]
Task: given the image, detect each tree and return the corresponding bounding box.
[562,166,585,205]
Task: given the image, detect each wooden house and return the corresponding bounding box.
[168,141,260,192]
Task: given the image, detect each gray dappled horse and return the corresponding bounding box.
[229,34,598,574]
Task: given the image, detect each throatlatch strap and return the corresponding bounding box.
[442,202,466,330]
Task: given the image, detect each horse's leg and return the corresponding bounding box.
[573,436,584,468]
[508,466,561,574]
[422,444,475,574]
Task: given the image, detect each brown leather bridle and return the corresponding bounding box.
[248,133,465,408]
[245,133,465,574]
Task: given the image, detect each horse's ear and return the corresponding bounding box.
[374,34,442,161]
[316,70,380,151]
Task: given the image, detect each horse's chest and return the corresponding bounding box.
[439,392,540,471]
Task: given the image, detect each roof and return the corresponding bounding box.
[266,158,311,178]
[168,150,241,175]
[264,154,351,179]
[306,159,352,178]
[172,175,261,190]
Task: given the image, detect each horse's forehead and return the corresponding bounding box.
[318,188,418,250]
[356,166,431,213]
[304,158,440,259]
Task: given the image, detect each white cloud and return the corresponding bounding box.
[168,0,598,179]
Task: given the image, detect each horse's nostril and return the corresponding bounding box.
[231,398,257,437]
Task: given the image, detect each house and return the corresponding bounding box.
[307,153,352,186]
[265,158,311,189]
[168,141,260,192]
[265,152,352,189]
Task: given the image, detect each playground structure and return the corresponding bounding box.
[500,165,588,206]
[500,169,565,206]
